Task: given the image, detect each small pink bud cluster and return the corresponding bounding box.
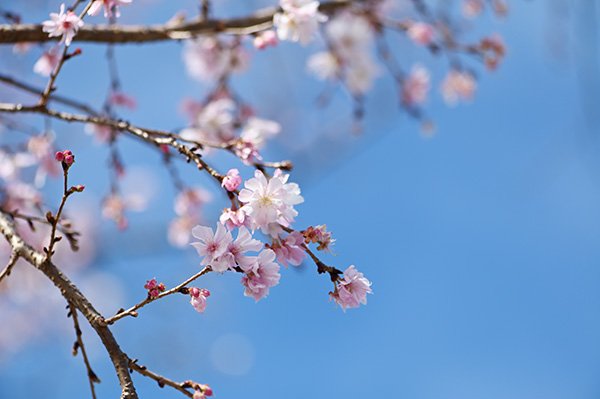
[72,184,85,192]
[144,278,166,299]
[193,385,213,399]
[253,30,278,50]
[189,287,211,313]
[302,225,335,251]
[221,168,242,192]
[55,149,75,166]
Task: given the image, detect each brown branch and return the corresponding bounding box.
[129,359,199,398]
[105,267,210,325]
[0,210,138,399]
[0,1,355,44]
[0,250,19,284]
[0,73,100,115]
[69,302,101,399]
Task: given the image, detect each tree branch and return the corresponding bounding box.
[0,1,355,45]
[0,210,138,399]
[105,267,210,325]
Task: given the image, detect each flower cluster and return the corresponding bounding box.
[42,4,84,46]
[183,37,247,83]
[144,278,166,299]
[168,188,212,247]
[273,0,327,45]
[331,266,373,311]
[308,12,379,95]
[302,225,334,252]
[238,170,303,237]
[189,287,211,313]
[191,223,285,301]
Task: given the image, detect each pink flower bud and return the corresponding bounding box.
[64,154,74,165]
[74,185,85,192]
[221,168,242,192]
[202,385,213,396]
[55,151,64,162]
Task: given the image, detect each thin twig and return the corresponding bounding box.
[105,267,210,325]
[69,302,101,399]
[0,251,19,284]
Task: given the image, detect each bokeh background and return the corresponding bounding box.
[1,1,600,398]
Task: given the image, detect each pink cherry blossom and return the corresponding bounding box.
[241,249,281,301]
[402,64,430,106]
[307,52,340,81]
[144,278,166,298]
[238,170,303,236]
[462,0,484,18]
[407,22,435,46]
[270,231,305,267]
[441,70,477,106]
[88,0,132,18]
[240,117,281,149]
[190,223,233,271]
[42,4,84,46]
[174,188,212,216]
[273,0,327,45]
[219,207,249,230]
[33,47,61,77]
[331,265,372,310]
[302,224,335,251]
[183,37,247,83]
[221,169,242,192]
[189,287,210,313]
[253,30,278,50]
[102,193,146,230]
[109,91,137,110]
[227,226,263,272]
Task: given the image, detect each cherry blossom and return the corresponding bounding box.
[33,47,61,77]
[270,231,305,267]
[402,64,430,106]
[109,91,137,110]
[241,249,281,301]
[307,52,340,81]
[238,170,303,236]
[273,0,327,45]
[219,207,250,230]
[191,223,233,271]
[226,226,263,272]
[183,37,247,83]
[302,224,334,251]
[462,0,484,18]
[42,4,84,46]
[407,22,436,46]
[253,30,278,50]
[102,193,146,230]
[88,0,132,18]
[331,265,372,310]
[240,117,281,149]
[441,70,477,106]
[180,98,236,143]
[144,278,166,298]
[27,134,60,187]
[189,287,210,313]
[221,169,242,192]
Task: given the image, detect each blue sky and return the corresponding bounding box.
[1,1,600,399]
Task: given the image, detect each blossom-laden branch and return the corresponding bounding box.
[0,0,355,44]
[105,267,210,324]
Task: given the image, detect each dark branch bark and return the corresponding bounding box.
[0,1,353,44]
[0,211,138,399]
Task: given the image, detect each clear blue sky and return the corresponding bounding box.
[1,1,600,399]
